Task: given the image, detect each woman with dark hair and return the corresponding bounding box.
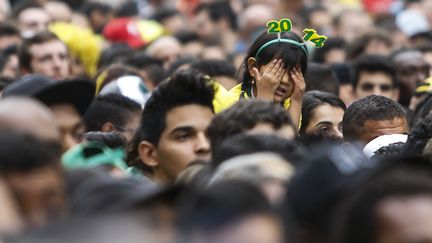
[214,30,308,128]
[300,90,346,140]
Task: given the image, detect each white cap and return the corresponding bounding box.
[362,134,408,159]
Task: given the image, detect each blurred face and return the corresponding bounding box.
[28,40,70,80]
[337,11,372,42]
[193,10,218,42]
[355,71,397,100]
[153,104,213,183]
[4,166,66,228]
[50,104,85,153]
[191,215,283,243]
[2,54,19,78]
[375,195,432,243]
[358,118,408,145]
[18,8,50,37]
[304,104,344,139]
[0,35,21,50]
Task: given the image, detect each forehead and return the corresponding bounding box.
[164,104,213,131]
[29,40,67,54]
[358,71,393,82]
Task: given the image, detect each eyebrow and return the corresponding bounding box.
[315,121,333,127]
[169,126,195,135]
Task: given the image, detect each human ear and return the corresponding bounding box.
[138,141,159,168]
[247,57,258,77]
[101,122,115,132]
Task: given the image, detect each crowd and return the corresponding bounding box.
[0,0,431,242]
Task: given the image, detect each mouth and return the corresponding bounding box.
[275,86,288,96]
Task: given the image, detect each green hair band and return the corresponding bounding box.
[255,39,308,59]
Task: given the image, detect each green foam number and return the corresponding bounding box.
[302,28,327,48]
[266,18,292,34]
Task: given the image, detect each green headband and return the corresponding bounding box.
[255,39,308,59]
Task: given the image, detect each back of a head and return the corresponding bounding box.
[191,59,236,78]
[0,131,61,173]
[342,95,406,142]
[336,156,432,243]
[331,63,353,86]
[179,180,273,234]
[83,93,141,132]
[305,63,339,95]
[352,54,396,90]
[212,133,303,168]
[207,99,294,154]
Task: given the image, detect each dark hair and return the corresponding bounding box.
[346,30,392,60]
[241,31,308,97]
[127,69,215,172]
[81,2,112,16]
[207,99,295,155]
[336,157,432,243]
[404,112,432,156]
[18,31,65,71]
[370,142,405,160]
[174,30,200,44]
[0,45,18,73]
[179,180,275,234]
[115,1,138,17]
[0,132,61,172]
[195,0,237,30]
[98,44,134,69]
[305,63,340,95]
[352,55,396,90]
[85,131,127,149]
[330,63,353,85]
[0,22,20,39]
[300,91,346,135]
[83,93,141,132]
[213,133,304,167]
[150,7,180,23]
[12,0,44,18]
[342,95,406,142]
[312,38,346,63]
[191,59,236,78]
[123,53,166,87]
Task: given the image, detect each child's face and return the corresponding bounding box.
[258,62,295,103]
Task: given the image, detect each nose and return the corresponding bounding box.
[373,86,384,96]
[195,132,210,157]
[332,128,343,139]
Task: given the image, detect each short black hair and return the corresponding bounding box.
[352,55,396,90]
[194,0,237,31]
[300,91,346,135]
[83,93,141,132]
[179,180,274,234]
[123,53,166,87]
[98,44,134,69]
[191,59,236,78]
[0,45,18,73]
[85,131,127,149]
[150,7,180,23]
[81,2,112,17]
[311,38,346,64]
[213,133,304,168]
[330,63,353,85]
[305,63,340,95]
[207,99,295,155]
[127,69,215,172]
[0,22,20,38]
[342,95,406,142]
[336,157,432,243]
[0,132,61,172]
[12,0,44,18]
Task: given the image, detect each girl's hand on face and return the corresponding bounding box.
[251,59,285,100]
[290,67,306,101]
